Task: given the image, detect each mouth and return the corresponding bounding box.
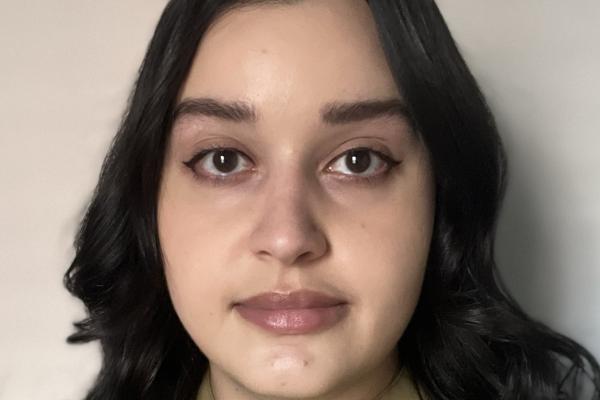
[233,289,349,335]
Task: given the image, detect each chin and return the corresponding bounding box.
[245,375,334,399]
[236,360,340,398]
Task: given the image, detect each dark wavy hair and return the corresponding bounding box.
[64,0,600,399]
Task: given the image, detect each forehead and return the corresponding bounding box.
[179,0,400,113]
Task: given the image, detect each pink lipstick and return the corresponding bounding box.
[233,290,349,335]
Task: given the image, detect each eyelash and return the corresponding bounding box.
[182,144,402,187]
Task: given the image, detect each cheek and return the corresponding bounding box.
[157,172,237,339]
[336,212,431,312]
[158,201,210,335]
[333,163,434,327]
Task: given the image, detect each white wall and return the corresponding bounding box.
[0,1,597,398]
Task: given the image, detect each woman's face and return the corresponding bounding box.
[158,0,435,398]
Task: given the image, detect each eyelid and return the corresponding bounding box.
[183,145,251,172]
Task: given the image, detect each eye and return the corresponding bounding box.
[325,147,401,182]
[183,146,253,184]
[183,145,401,186]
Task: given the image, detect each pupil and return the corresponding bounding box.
[345,149,371,173]
[213,150,238,173]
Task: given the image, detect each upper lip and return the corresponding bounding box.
[234,289,347,310]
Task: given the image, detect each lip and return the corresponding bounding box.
[233,289,349,334]
[234,289,347,309]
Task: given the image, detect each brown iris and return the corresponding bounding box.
[345,149,372,174]
[212,149,239,173]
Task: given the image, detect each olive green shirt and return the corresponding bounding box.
[196,368,421,400]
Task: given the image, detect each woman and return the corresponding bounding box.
[64,0,600,399]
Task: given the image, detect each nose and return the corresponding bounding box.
[248,174,328,267]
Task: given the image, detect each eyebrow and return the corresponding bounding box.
[172,97,409,125]
[321,98,409,124]
[173,98,257,123]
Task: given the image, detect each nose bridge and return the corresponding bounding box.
[249,162,328,267]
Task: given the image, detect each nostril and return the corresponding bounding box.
[296,251,313,263]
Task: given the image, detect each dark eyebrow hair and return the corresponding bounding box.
[172,97,409,125]
[173,98,257,123]
[320,98,409,124]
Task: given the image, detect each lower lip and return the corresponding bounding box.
[234,304,349,335]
